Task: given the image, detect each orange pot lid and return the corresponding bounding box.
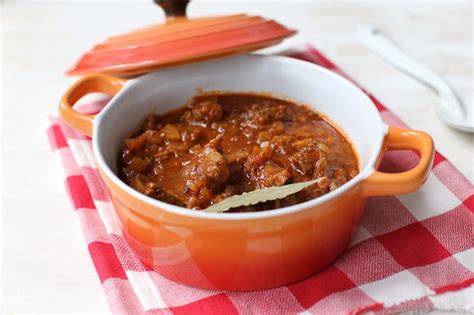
[66,0,296,77]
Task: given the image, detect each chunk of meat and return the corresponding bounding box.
[289,139,323,176]
[183,144,230,208]
[248,103,287,126]
[127,157,150,173]
[314,156,328,178]
[225,150,249,165]
[244,145,273,173]
[183,99,223,124]
[206,133,224,151]
[142,129,163,145]
[245,144,289,189]
[269,121,284,134]
[200,147,230,184]
[161,124,180,142]
[257,131,271,144]
[125,136,145,151]
[247,161,289,189]
[290,151,317,175]
[124,130,163,161]
[270,135,295,155]
[181,126,203,143]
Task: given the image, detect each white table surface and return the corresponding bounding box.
[1,1,472,313]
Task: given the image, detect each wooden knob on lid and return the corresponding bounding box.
[154,0,190,20]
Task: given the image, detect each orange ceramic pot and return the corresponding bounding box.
[59,55,434,291]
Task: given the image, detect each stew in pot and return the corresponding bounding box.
[119,93,359,212]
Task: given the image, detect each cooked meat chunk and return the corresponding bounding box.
[128,157,150,173]
[270,135,295,155]
[290,151,318,175]
[184,147,229,190]
[161,124,180,142]
[183,98,223,124]
[249,103,287,126]
[244,145,289,189]
[244,145,273,170]
[125,136,145,152]
[200,147,230,184]
[183,142,230,209]
[225,149,249,165]
[249,161,289,189]
[289,140,322,176]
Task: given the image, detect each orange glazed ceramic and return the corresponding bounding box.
[66,0,295,77]
[59,55,434,291]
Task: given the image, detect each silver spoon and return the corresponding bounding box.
[357,25,473,133]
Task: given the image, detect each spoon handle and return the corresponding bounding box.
[357,25,446,93]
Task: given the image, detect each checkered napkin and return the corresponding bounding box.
[47,46,474,314]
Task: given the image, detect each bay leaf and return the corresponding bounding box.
[204,177,326,213]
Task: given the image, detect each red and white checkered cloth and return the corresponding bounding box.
[47,46,474,314]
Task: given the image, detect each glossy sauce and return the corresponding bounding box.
[119,93,359,212]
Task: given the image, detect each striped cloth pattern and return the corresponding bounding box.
[47,46,474,314]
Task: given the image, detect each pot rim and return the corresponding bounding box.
[93,54,387,221]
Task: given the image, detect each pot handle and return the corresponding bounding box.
[59,74,127,137]
[362,127,434,196]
